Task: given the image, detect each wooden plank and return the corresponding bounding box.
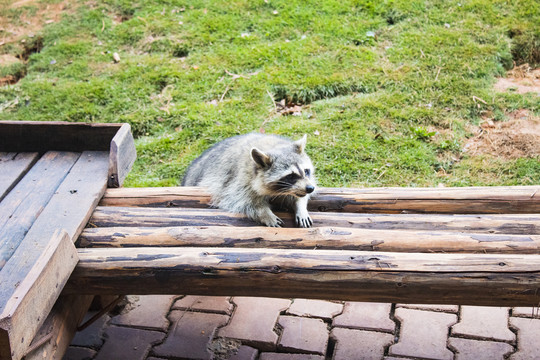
[99,185,540,214]
[88,206,540,234]
[0,151,109,357]
[107,123,137,188]
[0,230,78,360]
[77,225,540,254]
[66,247,540,306]
[24,295,93,360]
[0,152,80,268]
[0,121,122,152]
[0,152,39,202]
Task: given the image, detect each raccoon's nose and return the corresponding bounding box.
[305,185,315,194]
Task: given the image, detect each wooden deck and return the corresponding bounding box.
[0,121,135,360]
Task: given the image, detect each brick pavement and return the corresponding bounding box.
[63,296,540,360]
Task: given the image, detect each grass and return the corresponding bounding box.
[0,0,538,188]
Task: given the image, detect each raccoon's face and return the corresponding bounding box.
[251,136,316,197]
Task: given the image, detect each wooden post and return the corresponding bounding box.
[66,247,540,306]
[99,185,540,214]
[88,206,540,234]
[0,230,78,360]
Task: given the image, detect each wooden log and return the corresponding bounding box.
[99,185,540,214]
[77,225,540,254]
[0,230,78,360]
[24,295,93,360]
[0,152,80,268]
[66,247,540,306]
[0,121,122,152]
[0,152,39,202]
[88,206,540,234]
[107,123,136,188]
[0,151,109,354]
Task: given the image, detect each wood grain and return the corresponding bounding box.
[99,185,540,214]
[107,123,136,188]
[0,230,78,360]
[88,206,540,234]
[0,151,109,351]
[66,247,540,306]
[77,225,540,254]
[0,152,40,202]
[0,152,80,268]
[24,295,93,360]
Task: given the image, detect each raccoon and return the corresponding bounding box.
[181,133,316,227]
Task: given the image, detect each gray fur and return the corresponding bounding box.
[182,133,316,227]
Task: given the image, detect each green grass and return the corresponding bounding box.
[0,0,538,187]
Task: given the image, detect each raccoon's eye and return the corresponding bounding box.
[283,173,300,183]
[304,169,311,177]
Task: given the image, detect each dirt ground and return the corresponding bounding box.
[463,64,540,159]
[0,0,69,49]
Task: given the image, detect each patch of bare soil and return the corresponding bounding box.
[494,63,540,96]
[0,0,70,46]
[464,109,540,159]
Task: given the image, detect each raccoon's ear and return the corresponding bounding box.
[251,148,272,168]
[293,134,307,154]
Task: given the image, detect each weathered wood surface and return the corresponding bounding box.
[88,206,540,234]
[0,152,80,268]
[0,230,78,360]
[99,185,540,214]
[107,123,136,188]
[0,121,122,152]
[78,225,540,254]
[0,151,109,356]
[66,247,540,306]
[25,295,93,360]
[0,152,39,202]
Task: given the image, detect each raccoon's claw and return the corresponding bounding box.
[259,213,284,227]
[295,215,313,228]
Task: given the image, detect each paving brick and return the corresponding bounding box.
[94,325,164,360]
[332,302,395,332]
[397,304,459,313]
[389,308,456,360]
[512,307,540,318]
[449,337,514,359]
[63,346,97,360]
[277,315,328,354]
[452,306,515,342]
[70,311,109,347]
[229,346,258,360]
[331,327,394,360]
[287,299,343,320]
[259,354,325,360]
[218,297,291,351]
[173,296,233,314]
[509,317,540,359]
[111,295,176,331]
[153,310,228,359]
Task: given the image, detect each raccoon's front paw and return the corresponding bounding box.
[295,214,313,228]
[258,212,284,227]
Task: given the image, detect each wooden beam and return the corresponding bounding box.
[0,152,39,202]
[88,206,540,234]
[107,123,136,188]
[0,230,78,360]
[0,151,109,358]
[0,121,122,152]
[77,225,540,254]
[24,295,93,360]
[66,247,540,306]
[99,185,540,214]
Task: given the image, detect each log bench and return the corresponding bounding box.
[68,185,540,307]
[1,120,539,359]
